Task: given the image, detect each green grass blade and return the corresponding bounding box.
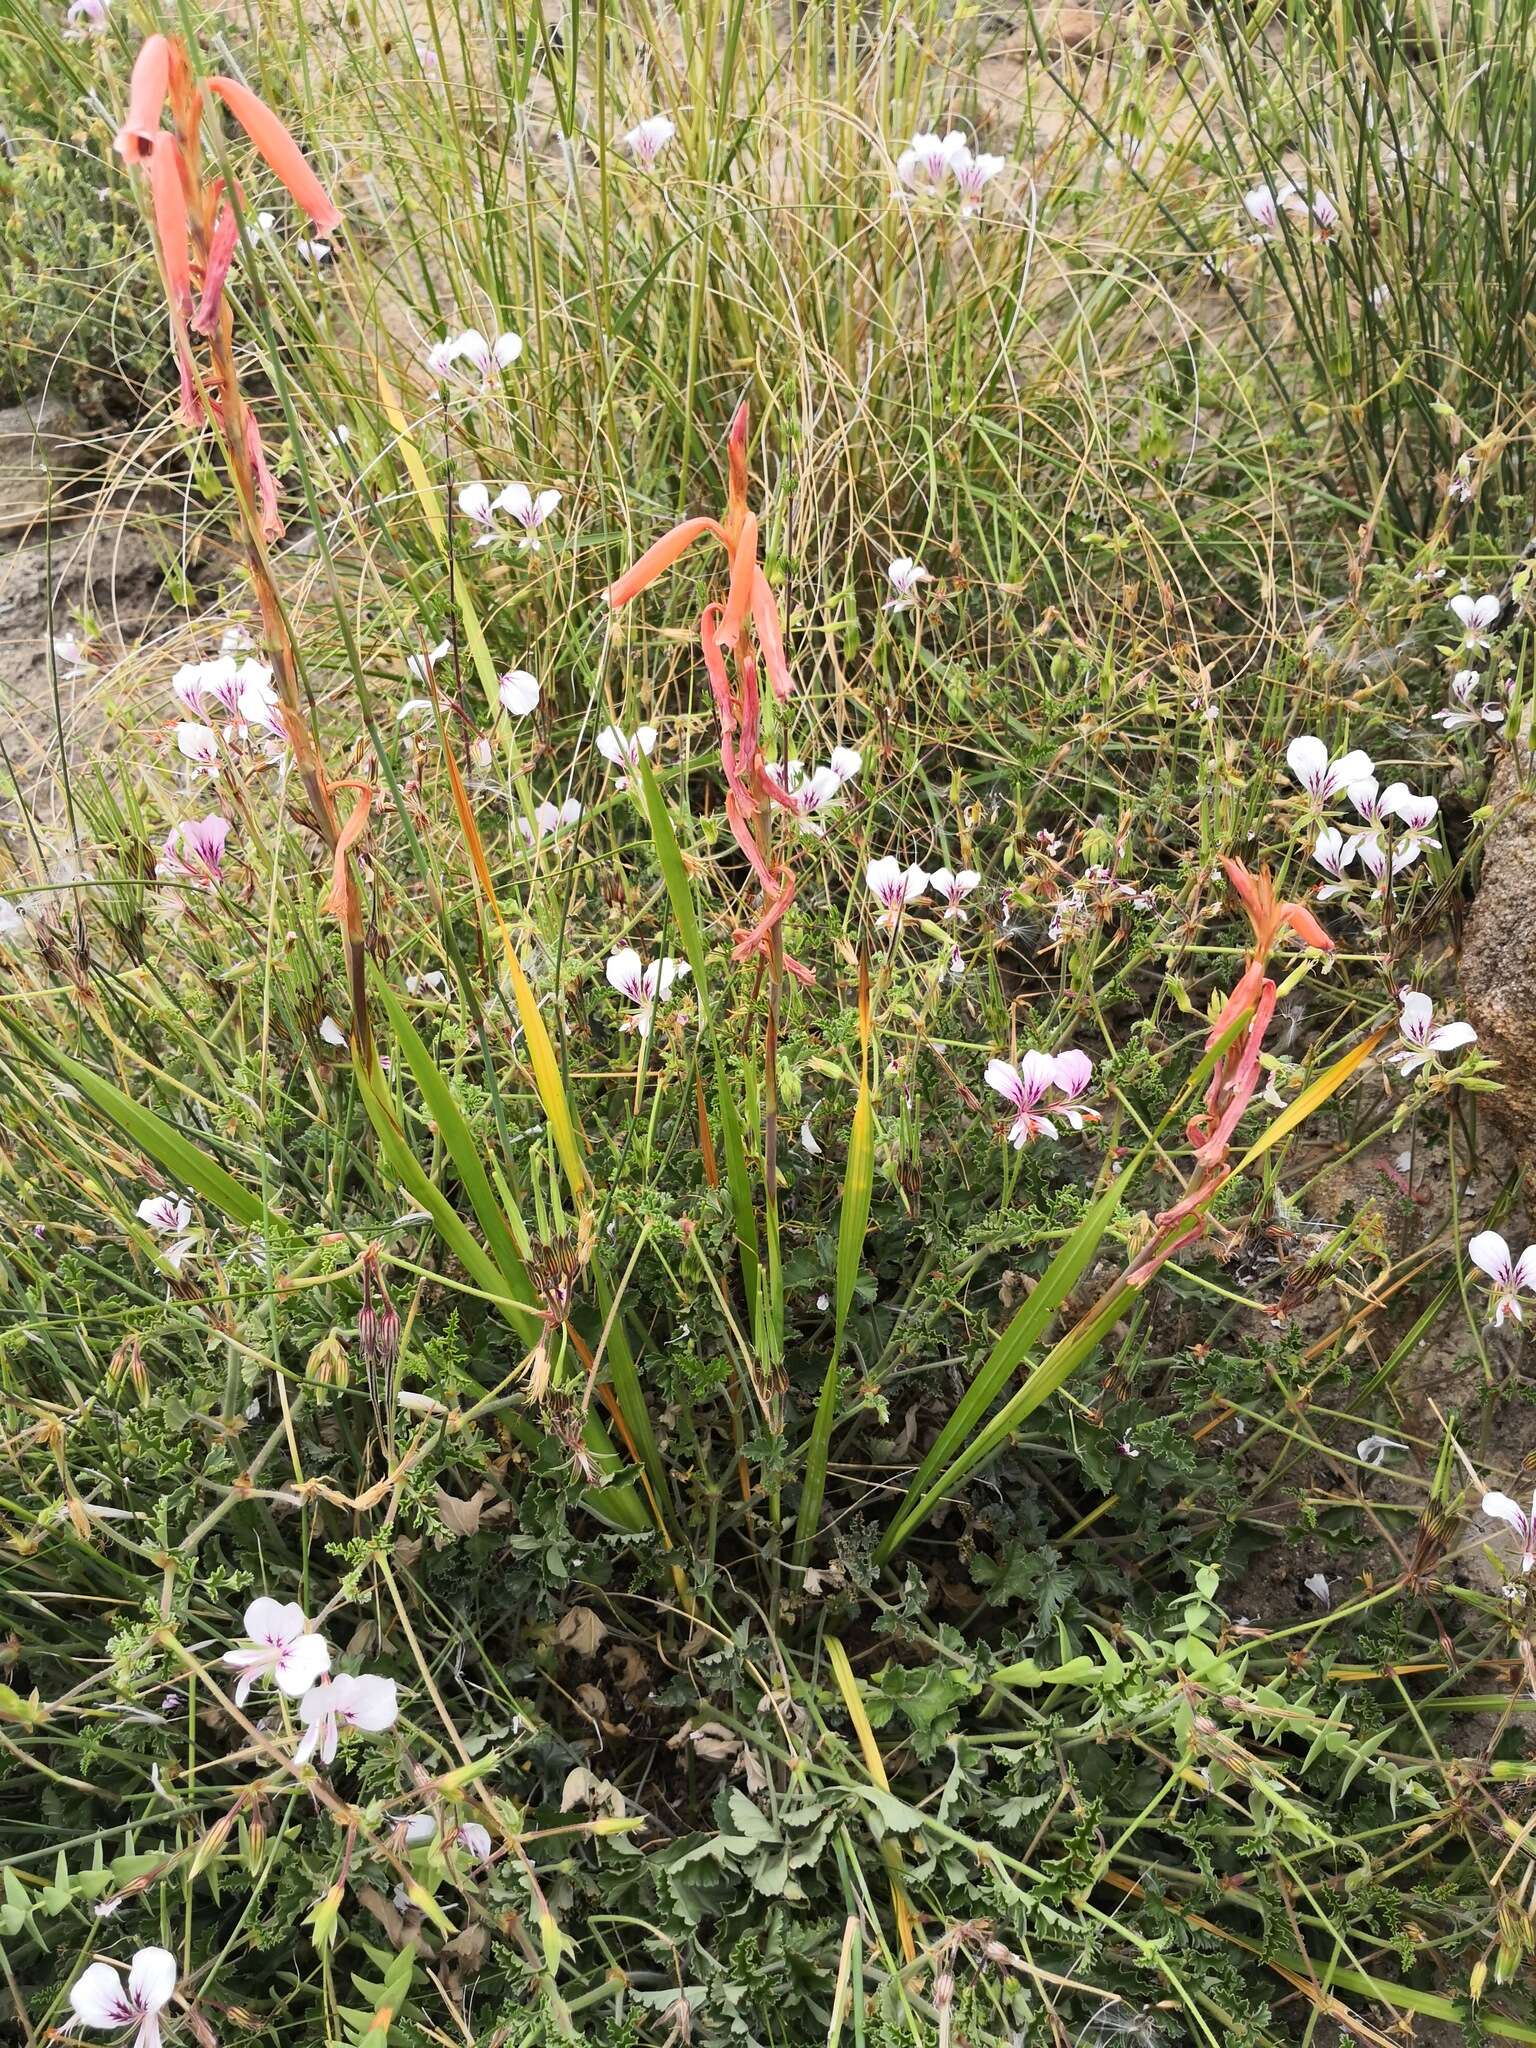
[1,1014,266,1231]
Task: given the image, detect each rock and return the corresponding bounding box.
[0,394,93,528]
[1462,748,1536,1167]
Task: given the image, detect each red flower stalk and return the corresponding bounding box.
[112,35,370,1059]
[607,403,808,981]
[113,33,342,531]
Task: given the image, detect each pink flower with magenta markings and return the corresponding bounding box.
[457,482,500,547]
[137,1193,191,1236]
[897,129,969,186]
[158,813,230,887]
[624,115,676,164]
[884,556,931,612]
[497,669,541,717]
[1469,1230,1536,1327]
[763,750,860,834]
[606,947,689,1035]
[985,1052,1061,1146]
[517,796,581,845]
[294,1671,398,1768]
[985,1049,1098,1145]
[221,1597,330,1706]
[69,1949,178,2048]
[427,328,523,380]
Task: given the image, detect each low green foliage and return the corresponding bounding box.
[3,0,1536,2044]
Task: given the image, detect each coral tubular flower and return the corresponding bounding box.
[114,34,172,162]
[606,404,809,980]
[204,74,342,233]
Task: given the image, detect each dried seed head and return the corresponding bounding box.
[527,1230,583,1323]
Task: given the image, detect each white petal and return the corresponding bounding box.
[244,1596,305,1648]
[127,1951,178,2017]
[606,949,645,1002]
[274,1631,331,1697]
[498,669,541,717]
[984,1058,1025,1110]
[1396,991,1434,1044]
[1426,1021,1475,1054]
[333,1672,399,1731]
[799,1120,821,1156]
[1483,1491,1530,1539]
[1286,734,1328,789]
[71,1963,135,2029]
[1469,1231,1514,1287]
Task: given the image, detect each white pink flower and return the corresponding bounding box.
[221,1597,330,1706]
[596,724,658,788]
[605,947,690,1035]
[1434,669,1504,731]
[69,1949,177,2048]
[1482,1487,1536,1574]
[294,1671,398,1768]
[884,557,931,611]
[65,0,112,34]
[1448,592,1500,649]
[517,796,582,845]
[175,722,220,771]
[928,867,979,920]
[1311,826,1356,898]
[764,751,861,833]
[427,329,523,380]
[1286,734,1374,804]
[457,482,500,546]
[1469,1230,1536,1327]
[494,483,560,551]
[950,144,1006,214]
[897,129,969,186]
[498,669,541,717]
[1243,183,1284,235]
[1386,990,1475,1076]
[1050,1049,1099,1129]
[137,1194,192,1236]
[624,115,676,164]
[865,856,928,927]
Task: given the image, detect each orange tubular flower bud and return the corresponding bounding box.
[148,134,193,315]
[715,512,757,650]
[244,412,283,540]
[605,516,723,609]
[205,75,342,234]
[116,35,171,162]
[750,568,792,702]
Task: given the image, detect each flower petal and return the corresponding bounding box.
[71,1963,135,2029]
[128,1949,178,2016]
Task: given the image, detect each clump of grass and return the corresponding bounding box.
[3,3,1536,2045]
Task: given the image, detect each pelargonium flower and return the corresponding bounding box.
[221,1596,330,1706]
[1354,831,1421,887]
[596,724,657,788]
[1243,182,1285,235]
[406,639,452,684]
[605,947,690,1035]
[427,328,523,380]
[624,115,676,164]
[1448,592,1500,649]
[884,556,931,611]
[1482,1487,1536,1574]
[1434,668,1504,731]
[763,750,861,833]
[866,856,928,928]
[1386,989,1476,1076]
[497,668,540,717]
[175,719,218,776]
[137,1193,192,1236]
[173,655,241,718]
[69,1949,178,2048]
[929,867,980,920]
[1384,786,1440,857]
[984,1052,1060,1146]
[1050,1049,1099,1129]
[456,482,500,547]
[1469,1230,1536,1327]
[897,129,968,186]
[65,0,112,35]
[1311,826,1356,898]
[294,1671,398,1768]
[950,144,1006,214]
[494,483,560,551]
[1286,733,1374,805]
[158,813,230,887]
[517,796,582,845]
